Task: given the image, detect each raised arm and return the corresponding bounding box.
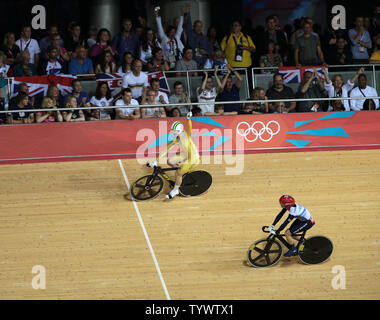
[155,11,166,41]
[176,15,184,39]
[214,66,223,92]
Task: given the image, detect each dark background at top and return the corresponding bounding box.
[0,0,376,42]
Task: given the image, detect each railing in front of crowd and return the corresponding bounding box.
[1,95,379,115]
[2,68,250,103]
[251,64,380,92]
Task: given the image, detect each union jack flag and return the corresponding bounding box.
[278,66,328,84]
[95,71,170,102]
[11,74,77,98]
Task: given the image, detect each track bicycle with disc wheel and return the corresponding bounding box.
[247,226,333,268]
[130,164,212,201]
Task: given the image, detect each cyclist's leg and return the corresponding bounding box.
[166,156,186,199]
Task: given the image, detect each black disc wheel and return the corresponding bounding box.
[247,238,283,268]
[130,175,164,201]
[179,171,212,197]
[298,236,333,265]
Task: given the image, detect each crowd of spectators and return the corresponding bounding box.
[1,6,380,125]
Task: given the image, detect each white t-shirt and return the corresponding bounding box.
[115,98,139,118]
[324,79,354,111]
[155,91,169,104]
[289,203,313,222]
[122,72,149,99]
[15,38,40,64]
[349,85,379,111]
[45,60,62,75]
[90,96,113,119]
[197,87,218,114]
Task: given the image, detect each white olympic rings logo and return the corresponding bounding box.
[236,121,281,142]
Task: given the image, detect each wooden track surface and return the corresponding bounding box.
[0,149,379,299]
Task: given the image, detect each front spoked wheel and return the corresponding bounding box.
[130,175,164,201]
[247,238,283,268]
[298,236,333,265]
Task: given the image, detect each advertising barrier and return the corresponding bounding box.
[0,111,380,165]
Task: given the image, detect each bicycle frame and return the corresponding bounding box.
[262,226,307,251]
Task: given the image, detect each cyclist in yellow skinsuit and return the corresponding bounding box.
[149,111,200,199]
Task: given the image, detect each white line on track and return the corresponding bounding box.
[118,159,171,300]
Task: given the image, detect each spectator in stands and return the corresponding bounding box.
[148,78,169,114]
[65,79,91,118]
[207,26,221,57]
[168,81,190,116]
[117,51,133,75]
[296,69,328,112]
[35,97,63,123]
[39,45,65,75]
[184,10,211,67]
[89,81,113,120]
[204,48,228,73]
[197,67,223,114]
[16,26,40,67]
[217,64,243,113]
[62,96,85,122]
[51,34,70,65]
[349,74,379,111]
[9,82,35,108]
[87,26,98,49]
[121,59,149,101]
[0,96,6,125]
[221,20,256,69]
[175,47,198,76]
[348,16,372,64]
[204,103,238,116]
[139,28,161,67]
[369,48,380,63]
[39,25,63,57]
[326,37,352,65]
[69,45,94,75]
[256,15,288,63]
[115,88,141,120]
[95,50,117,73]
[6,92,34,124]
[363,99,377,110]
[90,28,118,66]
[272,101,287,113]
[155,7,184,69]
[369,14,380,51]
[321,67,364,111]
[242,87,268,114]
[294,21,327,68]
[266,73,296,113]
[112,19,140,63]
[259,40,283,73]
[46,85,64,109]
[0,51,12,78]
[147,47,170,72]
[169,107,181,117]
[140,88,167,119]
[2,32,22,68]
[64,23,86,59]
[191,106,202,116]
